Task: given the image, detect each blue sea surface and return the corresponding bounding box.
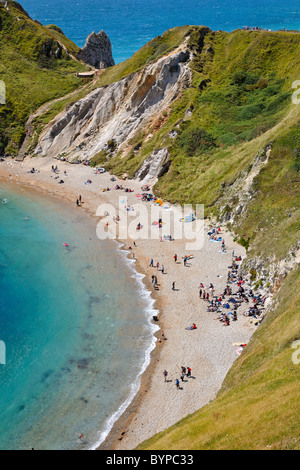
[0,182,157,450]
[20,0,300,63]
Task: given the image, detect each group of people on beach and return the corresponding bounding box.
[152,225,267,393]
[197,232,266,326]
[163,366,193,390]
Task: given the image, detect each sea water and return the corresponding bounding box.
[20,0,300,64]
[0,182,157,450]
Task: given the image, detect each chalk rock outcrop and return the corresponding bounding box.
[35,48,191,162]
[134,148,170,185]
[77,31,115,69]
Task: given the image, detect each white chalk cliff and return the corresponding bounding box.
[35,48,191,166]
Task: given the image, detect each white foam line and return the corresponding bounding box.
[89,242,159,450]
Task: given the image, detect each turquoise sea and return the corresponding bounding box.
[20,0,300,64]
[0,182,157,450]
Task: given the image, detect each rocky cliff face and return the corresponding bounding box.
[77,31,115,69]
[134,148,171,185]
[35,48,191,162]
[219,143,273,224]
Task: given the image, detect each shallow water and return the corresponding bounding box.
[0,182,157,450]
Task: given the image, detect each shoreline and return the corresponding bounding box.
[0,156,257,450]
[0,157,168,450]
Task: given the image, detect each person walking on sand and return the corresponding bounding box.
[174,254,177,263]
[163,370,168,382]
[76,198,80,207]
[176,378,180,389]
[172,281,175,290]
[150,259,154,267]
[161,265,165,274]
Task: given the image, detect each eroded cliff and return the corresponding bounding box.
[35,48,191,164]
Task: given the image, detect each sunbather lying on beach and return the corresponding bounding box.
[185,323,197,330]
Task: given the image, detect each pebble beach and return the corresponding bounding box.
[0,156,257,450]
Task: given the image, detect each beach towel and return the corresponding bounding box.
[181,214,195,223]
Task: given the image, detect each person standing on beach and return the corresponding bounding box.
[76,198,80,207]
[150,259,154,267]
[163,370,168,382]
[172,281,175,290]
[174,254,177,263]
[176,378,180,389]
[161,265,165,274]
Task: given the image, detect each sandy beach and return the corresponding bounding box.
[0,156,257,450]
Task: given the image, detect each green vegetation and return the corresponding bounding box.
[90,150,108,167]
[230,121,300,261]
[0,1,87,154]
[105,29,300,222]
[94,26,191,88]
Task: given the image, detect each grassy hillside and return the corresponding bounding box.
[94,25,191,88]
[0,0,87,154]
[138,267,300,450]
[105,27,300,264]
[120,28,299,450]
[106,28,300,186]
[29,24,193,141]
